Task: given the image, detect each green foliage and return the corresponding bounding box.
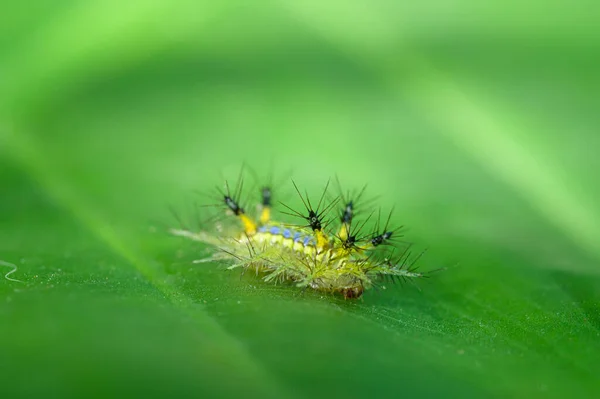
[1,1,600,398]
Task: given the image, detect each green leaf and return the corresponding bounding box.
[2,1,600,398]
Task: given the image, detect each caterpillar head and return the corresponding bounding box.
[341,286,364,299]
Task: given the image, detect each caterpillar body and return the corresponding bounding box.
[171,175,431,299]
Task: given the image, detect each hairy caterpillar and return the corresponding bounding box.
[171,171,433,299]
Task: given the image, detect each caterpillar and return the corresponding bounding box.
[170,172,433,299]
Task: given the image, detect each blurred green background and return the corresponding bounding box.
[1,1,600,398]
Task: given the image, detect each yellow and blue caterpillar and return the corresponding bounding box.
[171,176,429,299]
